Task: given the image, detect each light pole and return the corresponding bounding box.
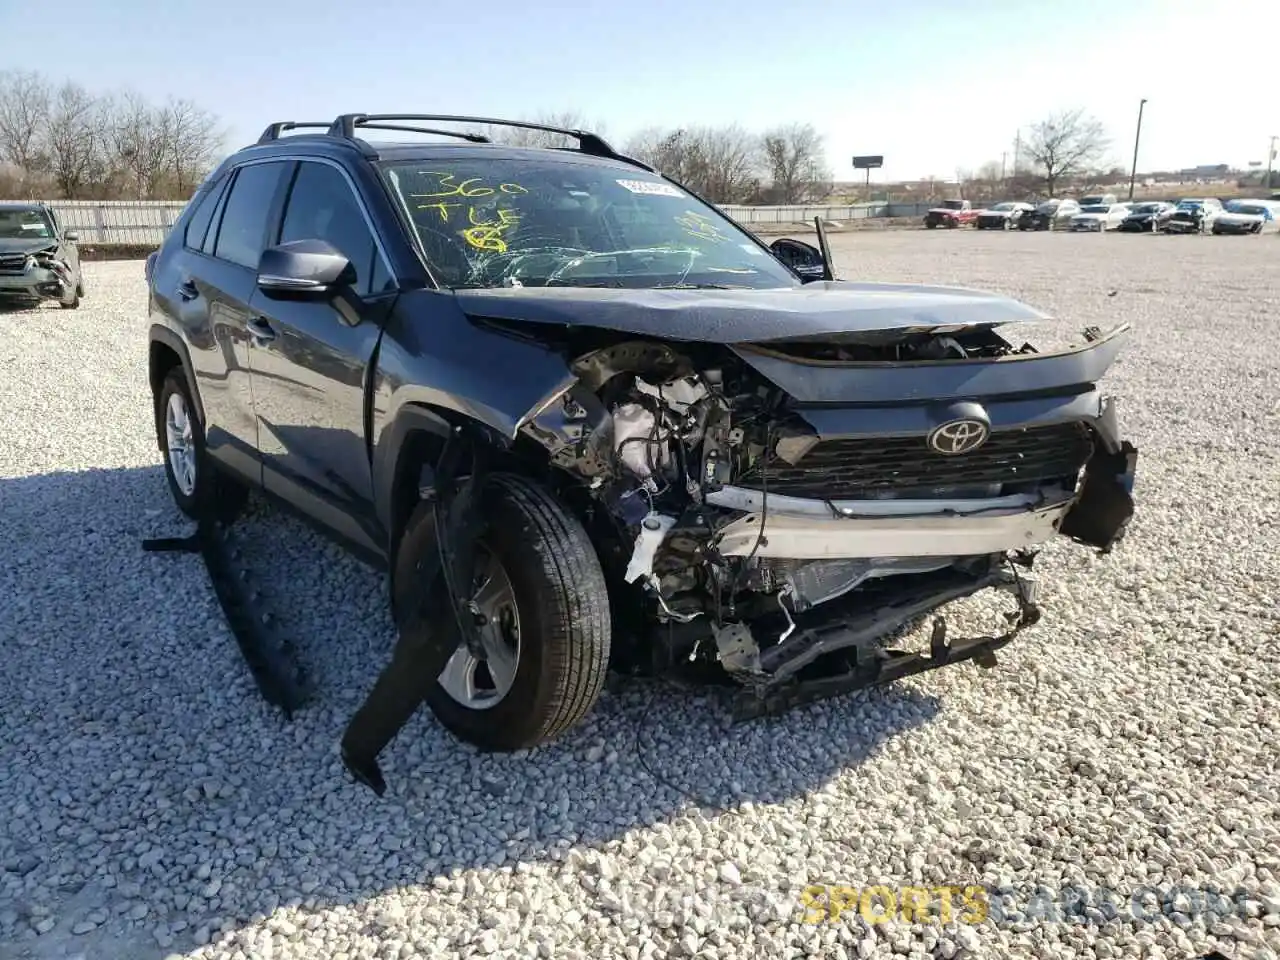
[1128,98,1147,201]
[1267,135,1277,192]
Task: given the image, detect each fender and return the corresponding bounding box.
[371,401,455,555]
[149,323,206,428]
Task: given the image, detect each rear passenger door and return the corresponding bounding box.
[175,159,291,484]
[245,158,397,558]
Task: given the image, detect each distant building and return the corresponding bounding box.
[1179,164,1230,177]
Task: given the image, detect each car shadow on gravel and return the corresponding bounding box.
[0,464,941,958]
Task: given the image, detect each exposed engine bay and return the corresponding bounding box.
[517,322,1137,711]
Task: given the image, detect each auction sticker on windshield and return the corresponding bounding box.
[616,179,684,198]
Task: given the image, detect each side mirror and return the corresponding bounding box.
[769,238,826,281]
[63,231,79,242]
[256,239,354,300]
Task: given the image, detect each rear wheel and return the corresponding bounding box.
[393,473,612,751]
[154,367,247,522]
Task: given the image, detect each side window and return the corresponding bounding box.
[212,161,288,269]
[183,180,224,251]
[278,161,390,297]
[201,184,230,256]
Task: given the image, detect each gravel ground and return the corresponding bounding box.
[2,231,1279,960]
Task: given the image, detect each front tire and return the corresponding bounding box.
[154,367,247,522]
[393,473,612,752]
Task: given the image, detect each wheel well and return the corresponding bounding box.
[149,341,182,400]
[389,428,447,561]
[387,421,551,561]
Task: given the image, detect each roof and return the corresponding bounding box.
[238,135,646,173]
[236,113,655,172]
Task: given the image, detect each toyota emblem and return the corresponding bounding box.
[927,418,990,455]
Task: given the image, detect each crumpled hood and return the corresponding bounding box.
[453,282,1052,344]
[0,237,57,255]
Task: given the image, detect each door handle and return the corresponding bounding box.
[247,317,277,345]
[177,280,198,301]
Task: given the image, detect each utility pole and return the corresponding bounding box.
[1128,98,1148,201]
[1267,135,1277,192]
[1001,152,1007,183]
[1013,131,1021,178]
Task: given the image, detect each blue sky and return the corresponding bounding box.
[3,0,1276,182]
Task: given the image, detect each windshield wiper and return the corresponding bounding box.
[654,283,748,290]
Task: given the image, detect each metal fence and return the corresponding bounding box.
[43,199,936,245]
[48,200,188,245]
[719,202,933,223]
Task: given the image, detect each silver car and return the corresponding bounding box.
[0,202,84,309]
[1211,199,1280,235]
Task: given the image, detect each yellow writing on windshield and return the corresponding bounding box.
[411,171,529,201]
[409,172,530,247]
[461,206,521,253]
[675,210,727,243]
[419,201,462,222]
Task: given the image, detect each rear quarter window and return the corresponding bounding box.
[182,180,224,251]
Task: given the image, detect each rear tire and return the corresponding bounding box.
[154,367,247,522]
[394,473,612,752]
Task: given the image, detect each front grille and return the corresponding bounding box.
[737,421,1095,500]
[0,254,27,276]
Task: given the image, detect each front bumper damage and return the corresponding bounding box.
[723,560,1042,721]
[0,251,76,302]
[677,409,1136,717]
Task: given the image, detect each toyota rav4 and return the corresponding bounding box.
[145,114,1139,773]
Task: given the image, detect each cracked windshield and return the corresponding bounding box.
[382,159,799,290]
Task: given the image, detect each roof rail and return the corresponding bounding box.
[327,113,651,168]
[352,122,490,144]
[256,122,332,144]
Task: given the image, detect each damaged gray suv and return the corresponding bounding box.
[146,114,1138,788]
[0,201,84,309]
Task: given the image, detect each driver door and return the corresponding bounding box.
[246,159,397,558]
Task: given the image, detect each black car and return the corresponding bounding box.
[1116,201,1173,232]
[146,113,1138,783]
[1160,198,1223,234]
[1017,198,1082,230]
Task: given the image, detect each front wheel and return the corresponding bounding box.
[393,473,612,752]
[59,280,82,309]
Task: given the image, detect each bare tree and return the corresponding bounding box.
[760,122,831,203]
[161,98,224,196]
[0,71,226,201]
[468,110,609,150]
[624,125,764,204]
[0,70,52,173]
[104,91,170,199]
[45,82,104,199]
[976,160,1003,183]
[1023,109,1110,197]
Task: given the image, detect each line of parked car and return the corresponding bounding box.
[924,194,1280,235]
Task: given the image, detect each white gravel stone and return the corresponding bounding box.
[2,237,1278,959]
